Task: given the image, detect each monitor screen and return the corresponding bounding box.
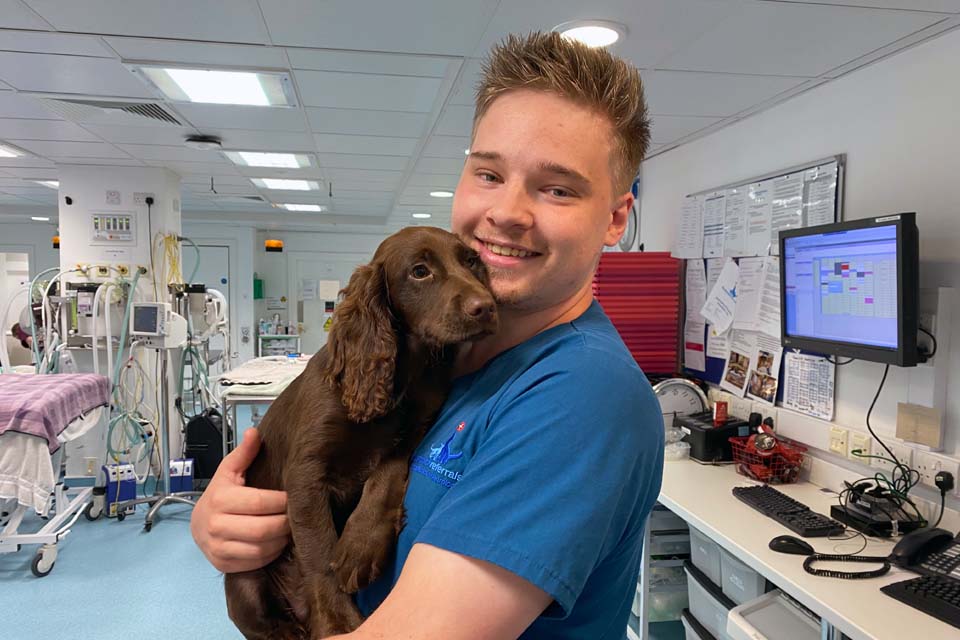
[783,224,899,349]
[133,304,159,335]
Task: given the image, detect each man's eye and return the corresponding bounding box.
[477,171,499,182]
[548,187,573,198]
[411,264,431,279]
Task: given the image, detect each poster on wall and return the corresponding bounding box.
[744,333,784,406]
[720,330,756,397]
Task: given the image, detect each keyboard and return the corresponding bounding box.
[732,485,845,538]
[881,575,960,630]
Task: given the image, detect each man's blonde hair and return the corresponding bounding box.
[474,31,650,194]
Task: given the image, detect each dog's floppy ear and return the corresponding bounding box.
[322,262,397,423]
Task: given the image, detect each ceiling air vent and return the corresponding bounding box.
[37,97,182,126]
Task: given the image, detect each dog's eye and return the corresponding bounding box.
[466,253,481,268]
[411,264,431,279]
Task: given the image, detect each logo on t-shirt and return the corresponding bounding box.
[411,422,466,488]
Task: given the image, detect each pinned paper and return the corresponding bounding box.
[720,330,756,397]
[700,259,739,335]
[783,352,835,421]
[745,333,783,406]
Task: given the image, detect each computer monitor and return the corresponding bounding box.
[779,213,919,367]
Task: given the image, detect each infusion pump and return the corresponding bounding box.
[131,302,187,349]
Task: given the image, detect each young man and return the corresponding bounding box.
[192,32,664,639]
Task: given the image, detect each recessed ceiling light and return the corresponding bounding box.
[31,216,50,222]
[184,135,222,151]
[280,204,326,212]
[35,180,59,189]
[0,142,26,158]
[429,191,454,198]
[412,213,432,219]
[251,178,319,191]
[131,65,295,107]
[464,148,470,155]
[555,21,626,48]
[226,151,313,169]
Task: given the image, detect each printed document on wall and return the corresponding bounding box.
[720,330,756,397]
[686,259,707,323]
[684,320,706,372]
[700,258,739,335]
[723,187,748,257]
[804,162,838,227]
[745,333,784,406]
[769,172,804,254]
[746,181,773,256]
[672,196,704,258]
[782,351,835,420]
[706,325,730,360]
[702,191,726,258]
[756,257,781,339]
[732,257,765,330]
[706,258,724,294]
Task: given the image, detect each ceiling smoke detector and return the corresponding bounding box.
[184,135,223,151]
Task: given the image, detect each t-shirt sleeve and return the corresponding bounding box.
[413,349,663,615]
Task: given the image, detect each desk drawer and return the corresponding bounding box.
[720,548,770,605]
[726,590,820,640]
[681,608,718,640]
[649,504,688,532]
[685,561,736,640]
[650,531,691,557]
[689,526,722,585]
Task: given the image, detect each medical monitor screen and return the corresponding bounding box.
[780,213,918,366]
[133,304,160,335]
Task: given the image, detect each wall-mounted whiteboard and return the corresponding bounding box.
[672,155,844,259]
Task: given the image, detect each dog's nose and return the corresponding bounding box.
[464,295,496,321]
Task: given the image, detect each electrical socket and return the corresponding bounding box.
[848,432,872,462]
[829,426,849,456]
[869,439,913,477]
[115,264,130,277]
[914,450,960,492]
[94,264,110,279]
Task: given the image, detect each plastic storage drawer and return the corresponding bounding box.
[689,526,722,585]
[649,557,687,587]
[647,584,689,623]
[726,590,820,640]
[719,548,770,605]
[650,531,691,557]
[681,608,718,640]
[684,560,736,640]
[649,504,688,532]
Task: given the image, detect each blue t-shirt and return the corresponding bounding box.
[357,301,664,638]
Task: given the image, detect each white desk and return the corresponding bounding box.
[658,460,955,640]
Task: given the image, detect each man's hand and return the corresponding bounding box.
[190,428,291,573]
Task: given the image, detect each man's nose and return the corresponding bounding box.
[485,181,534,229]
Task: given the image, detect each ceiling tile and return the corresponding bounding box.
[315,153,409,171]
[325,168,403,182]
[658,2,944,76]
[117,144,224,162]
[53,156,145,166]
[81,123,197,145]
[0,118,100,141]
[259,0,497,55]
[642,71,809,117]
[181,174,250,186]
[421,135,470,159]
[0,1,52,30]
[104,37,288,67]
[327,179,402,192]
[474,0,741,65]
[434,105,475,137]
[295,70,444,112]
[757,0,960,11]
[175,103,306,132]
[406,173,460,188]
[141,160,238,176]
[448,59,482,107]
[313,133,418,156]
[649,115,723,143]
[210,129,315,153]
[288,49,452,77]
[414,157,466,175]
[0,29,114,57]
[25,0,271,44]
[0,51,154,97]
[0,166,57,178]
[237,165,325,180]
[9,139,129,158]
[306,107,428,138]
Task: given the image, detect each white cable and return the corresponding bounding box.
[0,284,29,372]
[90,283,107,375]
[103,284,116,381]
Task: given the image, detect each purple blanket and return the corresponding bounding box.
[0,374,110,453]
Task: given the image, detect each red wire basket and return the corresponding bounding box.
[729,436,807,484]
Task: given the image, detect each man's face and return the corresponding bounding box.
[451,89,631,312]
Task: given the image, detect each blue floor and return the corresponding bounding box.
[1,498,242,639]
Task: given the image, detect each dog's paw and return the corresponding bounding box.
[330,526,393,594]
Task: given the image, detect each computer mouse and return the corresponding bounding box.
[769,535,815,556]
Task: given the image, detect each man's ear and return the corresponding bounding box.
[603,192,634,247]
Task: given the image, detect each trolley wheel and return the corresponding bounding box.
[117,511,126,522]
[143,521,152,533]
[31,547,56,577]
[83,502,101,521]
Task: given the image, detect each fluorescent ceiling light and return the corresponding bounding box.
[280,204,326,212]
[0,143,25,158]
[225,151,313,169]
[251,178,319,191]
[35,180,59,189]
[429,191,454,198]
[412,213,432,219]
[555,21,625,48]
[31,216,50,222]
[132,65,295,107]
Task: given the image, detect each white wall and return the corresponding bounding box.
[640,29,960,457]
[1,222,60,276]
